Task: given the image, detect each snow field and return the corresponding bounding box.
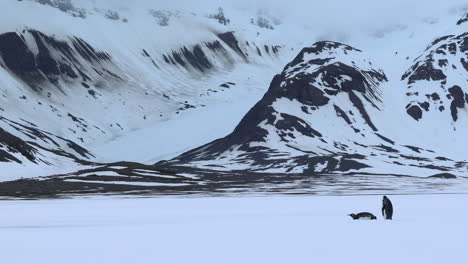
[0,194,466,264]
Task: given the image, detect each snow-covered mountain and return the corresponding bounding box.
[0,0,467,182]
[0,0,290,180]
[162,40,467,176]
[403,32,467,123]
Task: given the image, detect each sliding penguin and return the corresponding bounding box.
[348,212,377,220]
[382,196,393,220]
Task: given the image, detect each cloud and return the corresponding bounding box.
[79,0,468,34]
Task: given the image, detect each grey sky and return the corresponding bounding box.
[85,0,468,31]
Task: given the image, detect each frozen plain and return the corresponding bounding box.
[0,193,467,264]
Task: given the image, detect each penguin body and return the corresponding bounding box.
[349,212,377,220]
[382,196,393,220]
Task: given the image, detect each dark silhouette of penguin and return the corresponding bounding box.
[382,196,393,220]
[348,212,377,220]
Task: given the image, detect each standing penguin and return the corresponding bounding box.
[382,196,393,220]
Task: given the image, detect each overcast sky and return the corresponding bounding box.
[86,0,468,32]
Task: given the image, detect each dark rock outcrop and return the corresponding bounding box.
[403,32,468,121]
[0,29,118,93]
[429,173,457,179]
[160,41,393,173]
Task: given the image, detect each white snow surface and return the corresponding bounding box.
[0,194,467,263]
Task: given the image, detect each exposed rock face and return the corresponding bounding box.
[0,29,118,94]
[0,116,92,166]
[429,173,457,179]
[0,127,38,163]
[162,41,464,175]
[402,32,468,122]
[457,13,468,25]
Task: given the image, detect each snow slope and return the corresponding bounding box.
[0,0,467,179]
[0,0,292,179]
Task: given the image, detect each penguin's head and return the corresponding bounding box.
[348,213,357,219]
[383,195,388,201]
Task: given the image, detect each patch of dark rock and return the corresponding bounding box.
[349,91,378,131]
[291,42,361,66]
[171,51,186,67]
[448,43,457,54]
[404,145,422,153]
[54,137,95,158]
[0,30,116,91]
[435,156,452,161]
[448,85,465,121]
[336,159,370,171]
[205,41,226,53]
[279,76,330,107]
[374,144,399,153]
[419,101,430,111]
[457,13,468,25]
[363,70,388,82]
[435,47,447,55]
[458,33,468,52]
[162,54,171,64]
[275,113,322,138]
[416,164,450,171]
[59,63,78,78]
[0,32,36,73]
[0,128,38,163]
[217,32,246,59]
[71,37,111,62]
[178,103,196,111]
[461,58,468,71]
[429,173,457,179]
[180,45,212,72]
[324,89,339,96]
[400,154,430,162]
[312,63,365,93]
[308,58,333,66]
[429,35,453,48]
[403,61,446,84]
[272,46,280,54]
[375,133,395,145]
[333,105,352,125]
[406,105,423,121]
[438,59,448,67]
[30,31,61,77]
[88,90,96,97]
[429,92,440,101]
